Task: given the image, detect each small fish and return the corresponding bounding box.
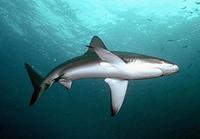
[180,6,187,9]
[167,39,175,42]
[182,45,189,48]
[147,18,152,21]
[195,1,200,5]
[0,13,8,17]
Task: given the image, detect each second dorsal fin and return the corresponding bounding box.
[87,36,107,53]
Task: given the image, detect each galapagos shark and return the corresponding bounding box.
[25,36,179,116]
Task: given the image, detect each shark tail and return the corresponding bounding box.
[24,63,44,106]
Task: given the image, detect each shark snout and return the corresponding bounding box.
[173,65,179,72]
[161,64,179,75]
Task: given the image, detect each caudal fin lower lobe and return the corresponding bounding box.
[24,63,44,106]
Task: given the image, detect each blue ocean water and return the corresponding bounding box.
[0,0,200,138]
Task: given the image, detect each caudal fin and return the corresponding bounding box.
[24,63,44,106]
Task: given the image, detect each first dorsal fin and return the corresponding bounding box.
[87,36,107,53]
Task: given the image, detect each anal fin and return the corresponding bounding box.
[59,79,72,90]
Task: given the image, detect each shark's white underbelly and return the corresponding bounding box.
[61,62,163,80]
[62,63,121,80]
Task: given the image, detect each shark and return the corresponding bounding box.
[25,36,179,116]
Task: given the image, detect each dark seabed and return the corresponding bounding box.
[0,0,200,139]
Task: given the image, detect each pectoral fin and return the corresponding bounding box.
[105,78,128,116]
